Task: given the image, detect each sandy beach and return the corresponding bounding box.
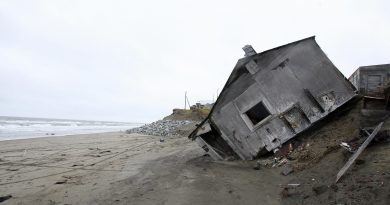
[0,132,198,204]
[1,128,389,205]
[0,132,288,205]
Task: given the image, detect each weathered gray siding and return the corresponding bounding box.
[205,37,356,159]
[349,64,390,97]
[192,37,357,160]
[349,69,360,90]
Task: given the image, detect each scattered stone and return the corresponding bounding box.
[48,199,56,205]
[330,184,338,192]
[55,180,67,184]
[312,185,328,195]
[0,195,12,203]
[253,160,262,170]
[281,187,290,198]
[281,165,294,176]
[277,158,288,167]
[126,120,194,137]
[71,163,84,167]
[356,159,365,165]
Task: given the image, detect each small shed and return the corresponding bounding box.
[189,36,357,160]
[349,64,390,97]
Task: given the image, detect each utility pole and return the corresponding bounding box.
[186,94,191,109]
[184,91,187,110]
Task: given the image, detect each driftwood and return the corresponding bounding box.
[336,122,384,183]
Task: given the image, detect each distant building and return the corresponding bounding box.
[189,36,357,160]
[191,102,214,110]
[349,64,390,97]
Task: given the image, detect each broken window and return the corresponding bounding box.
[245,101,270,125]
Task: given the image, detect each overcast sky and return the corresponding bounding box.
[0,0,389,122]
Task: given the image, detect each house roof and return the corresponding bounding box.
[349,64,390,80]
[189,36,316,139]
[359,64,390,70]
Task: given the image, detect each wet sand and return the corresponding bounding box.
[0,132,287,205]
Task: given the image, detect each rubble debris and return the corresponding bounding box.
[189,36,356,160]
[281,164,294,176]
[340,142,353,152]
[255,159,273,167]
[281,185,300,198]
[277,158,288,167]
[287,183,300,187]
[312,185,328,195]
[355,159,365,165]
[336,122,384,183]
[253,161,261,170]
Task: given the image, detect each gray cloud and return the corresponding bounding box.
[0,0,389,122]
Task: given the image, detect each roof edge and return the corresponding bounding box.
[358,63,390,69]
[257,36,315,56]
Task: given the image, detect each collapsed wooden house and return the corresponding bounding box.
[189,36,357,160]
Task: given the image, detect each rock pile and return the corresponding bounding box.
[125,120,194,137]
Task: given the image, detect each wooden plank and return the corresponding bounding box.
[304,88,325,113]
[195,137,223,160]
[336,122,384,183]
[196,122,212,136]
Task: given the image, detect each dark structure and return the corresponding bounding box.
[189,36,357,160]
[349,64,390,124]
[349,64,390,97]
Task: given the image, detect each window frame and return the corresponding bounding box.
[240,100,272,131]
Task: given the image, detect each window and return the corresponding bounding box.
[245,101,270,125]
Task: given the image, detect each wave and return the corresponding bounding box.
[0,116,144,141]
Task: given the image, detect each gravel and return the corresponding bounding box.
[125,120,195,137]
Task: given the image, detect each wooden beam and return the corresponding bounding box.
[336,122,384,183]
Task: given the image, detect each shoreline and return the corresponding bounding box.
[0,132,206,204]
[0,115,144,142]
[0,131,287,205]
[0,131,128,143]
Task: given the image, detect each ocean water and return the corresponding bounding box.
[0,116,143,141]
